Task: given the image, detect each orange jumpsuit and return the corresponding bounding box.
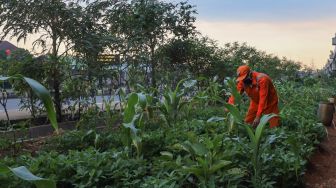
[228,71,279,128]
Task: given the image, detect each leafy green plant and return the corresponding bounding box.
[159,134,243,188]
[178,140,232,187]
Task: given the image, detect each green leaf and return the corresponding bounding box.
[123,120,139,135]
[223,103,243,123]
[183,166,203,179]
[160,151,174,160]
[137,93,147,109]
[244,125,256,145]
[227,78,242,105]
[0,76,58,133]
[207,116,225,123]
[123,93,138,123]
[174,78,188,93]
[255,114,277,145]
[0,164,56,188]
[208,160,231,174]
[190,142,208,156]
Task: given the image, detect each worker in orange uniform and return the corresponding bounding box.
[228,65,279,128]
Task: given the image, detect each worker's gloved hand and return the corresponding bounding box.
[252,117,261,128]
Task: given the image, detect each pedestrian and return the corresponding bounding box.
[228,65,279,128]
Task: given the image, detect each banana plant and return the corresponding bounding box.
[0,75,58,134]
[159,79,196,127]
[0,164,56,188]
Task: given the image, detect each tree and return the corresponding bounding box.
[218,42,302,80]
[7,49,48,119]
[105,0,197,90]
[0,0,86,121]
[157,36,224,85]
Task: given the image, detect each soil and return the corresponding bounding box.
[0,136,48,158]
[305,126,336,188]
[0,129,65,158]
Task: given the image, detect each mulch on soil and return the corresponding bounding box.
[305,126,336,188]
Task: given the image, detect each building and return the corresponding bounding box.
[0,40,17,52]
[323,34,336,76]
[0,41,17,92]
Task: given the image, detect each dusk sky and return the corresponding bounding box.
[186,0,336,69]
[6,0,336,69]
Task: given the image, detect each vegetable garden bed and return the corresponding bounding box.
[0,78,334,187]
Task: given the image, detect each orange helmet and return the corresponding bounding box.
[236,65,251,81]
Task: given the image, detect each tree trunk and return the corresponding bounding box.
[52,34,62,122]
[54,79,62,121]
[150,45,157,91]
[0,90,10,129]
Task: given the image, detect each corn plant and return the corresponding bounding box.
[225,100,277,187]
[0,163,56,188]
[197,76,226,106]
[159,79,196,127]
[0,75,58,186]
[222,78,278,187]
[102,97,121,129]
[122,92,153,158]
[244,114,277,188]
[0,75,59,134]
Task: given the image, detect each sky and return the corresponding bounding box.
[186,0,336,69]
[5,0,336,69]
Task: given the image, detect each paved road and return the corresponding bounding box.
[0,95,121,120]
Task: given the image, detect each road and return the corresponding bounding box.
[0,95,121,120]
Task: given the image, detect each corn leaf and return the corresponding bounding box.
[0,75,58,133]
[0,164,56,188]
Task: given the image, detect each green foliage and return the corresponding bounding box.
[244,114,277,188]
[0,0,329,187]
[0,149,147,188]
[159,79,196,126]
[175,139,234,188]
[43,129,123,154]
[0,75,59,133]
[76,106,104,130]
[122,92,157,158]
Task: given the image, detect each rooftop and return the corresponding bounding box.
[0,41,17,51]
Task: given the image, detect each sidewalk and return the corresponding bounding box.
[0,102,122,121]
[0,109,31,120]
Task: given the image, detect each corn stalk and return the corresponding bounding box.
[0,75,59,134]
